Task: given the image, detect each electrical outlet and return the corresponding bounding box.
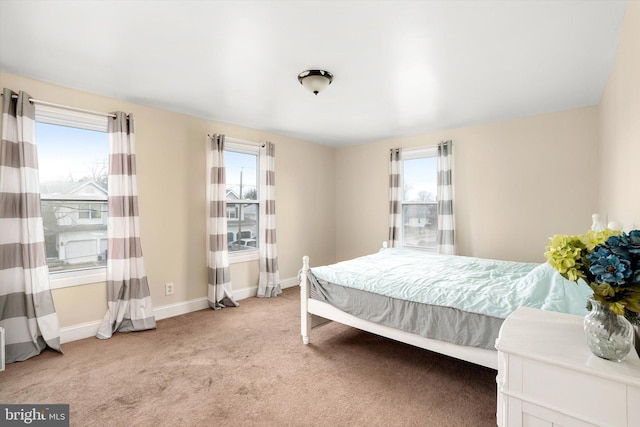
[165,282,174,296]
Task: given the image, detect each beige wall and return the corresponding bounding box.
[0,71,336,328]
[335,107,599,263]
[598,1,640,230]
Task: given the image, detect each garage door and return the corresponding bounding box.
[65,240,96,264]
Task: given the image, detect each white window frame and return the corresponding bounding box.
[401,146,438,252]
[78,203,103,220]
[224,138,261,264]
[226,206,238,219]
[35,105,109,289]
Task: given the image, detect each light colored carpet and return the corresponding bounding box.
[0,287,498,426]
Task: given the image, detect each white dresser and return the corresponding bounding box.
[495,307,640,427]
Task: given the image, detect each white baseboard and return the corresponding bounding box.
[280,276,300,289]
[153,297,209,321]
[59,276,299,344]
[60,320,102,344]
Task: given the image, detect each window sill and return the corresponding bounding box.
[402,245,437,253]
[229,250,259,264]
[49,268,107,289]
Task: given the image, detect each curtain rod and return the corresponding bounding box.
[1,92,119,118]
[207,134,266,148]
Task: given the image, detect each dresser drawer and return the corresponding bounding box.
[519,358,626,426]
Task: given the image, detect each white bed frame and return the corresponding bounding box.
[299,255,498,370]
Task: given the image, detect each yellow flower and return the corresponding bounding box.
[579,229,621,251]
[544,234,586,281]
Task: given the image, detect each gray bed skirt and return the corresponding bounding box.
[308,272,504,350]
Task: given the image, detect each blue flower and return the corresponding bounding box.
[589,254,632,285]
[623,230,640,255]
[586,246,612,262]
[605,235,631,258]
[603,231,640,283]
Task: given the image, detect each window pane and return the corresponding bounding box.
[36,122,109,272]
[226,202,259,252]
[225,151,258,201]
[402,204,437,248]
[403,157,437,202]
[402,154,438,249]
[37,123,108,184]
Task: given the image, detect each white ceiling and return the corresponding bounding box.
[0,0,628,147]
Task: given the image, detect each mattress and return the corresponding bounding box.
[308,248,593,350]
[308,273,503,349]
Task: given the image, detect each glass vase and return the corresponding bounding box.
[583,297,634,362]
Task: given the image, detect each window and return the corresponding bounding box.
[401,147,438,250]
[224,141,260,258]
[78,203,103,220]
[226,206,238,219]
[35,105,109,283]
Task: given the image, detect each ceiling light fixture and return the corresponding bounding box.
[298,69,333,95]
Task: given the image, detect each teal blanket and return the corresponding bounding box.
[311,248,592,319]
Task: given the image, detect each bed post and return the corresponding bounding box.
[300,255,312,344]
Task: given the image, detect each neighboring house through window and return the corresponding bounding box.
[35,104,109,286]
[401,147,438,250]
[225,140,260,259]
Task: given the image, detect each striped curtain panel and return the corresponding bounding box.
[257,142,281,298]
[206,134,238,309]
[97,112,156,339]
[0,88,62,362]
[388,148,402,248]
[436,140,457,255]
